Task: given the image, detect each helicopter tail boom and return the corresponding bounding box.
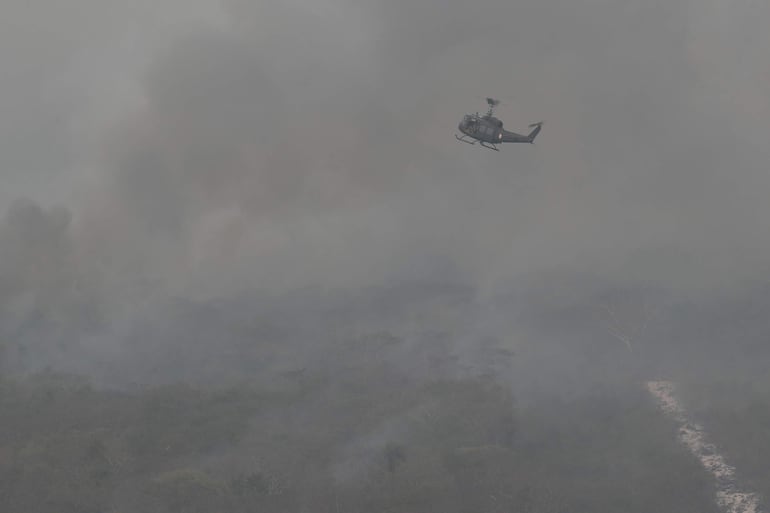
[498,122,543,144]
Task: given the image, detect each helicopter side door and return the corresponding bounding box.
[479,124,496,141]
[465,116,479,134]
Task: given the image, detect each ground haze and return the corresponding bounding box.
[1,0,769,512]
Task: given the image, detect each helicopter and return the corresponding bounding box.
[455,98,542,151]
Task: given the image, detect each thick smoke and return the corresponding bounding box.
[2,0,770,381]
[66,0,769,296]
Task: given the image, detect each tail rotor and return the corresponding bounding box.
[527,121,543,143]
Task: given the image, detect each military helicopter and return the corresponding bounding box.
[455,98,542,151]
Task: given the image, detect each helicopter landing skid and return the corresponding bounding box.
[455,134,476,145]
[479,141,499,151]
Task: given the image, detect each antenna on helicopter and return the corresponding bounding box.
[485,97,500,117]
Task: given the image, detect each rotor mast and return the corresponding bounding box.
[485,97,500,117]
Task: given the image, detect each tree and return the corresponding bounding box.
[383,443,406,475]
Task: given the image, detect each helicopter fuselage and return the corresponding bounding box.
[456,113,541,150]
[458,114,503,144]
[455,98,542,150]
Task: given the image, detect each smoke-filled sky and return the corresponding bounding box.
[2,0,770,310]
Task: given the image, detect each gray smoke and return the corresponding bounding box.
[2,0,770,382]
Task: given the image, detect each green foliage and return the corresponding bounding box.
[229,471,270,496]
[0,374,268,512]
[148,468,226,513]
[0,370,725,513]
[125,384,259,469]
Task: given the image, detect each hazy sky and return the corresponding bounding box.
[1,0,769,308]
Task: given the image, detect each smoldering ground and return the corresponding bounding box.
[1,0,770,386]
